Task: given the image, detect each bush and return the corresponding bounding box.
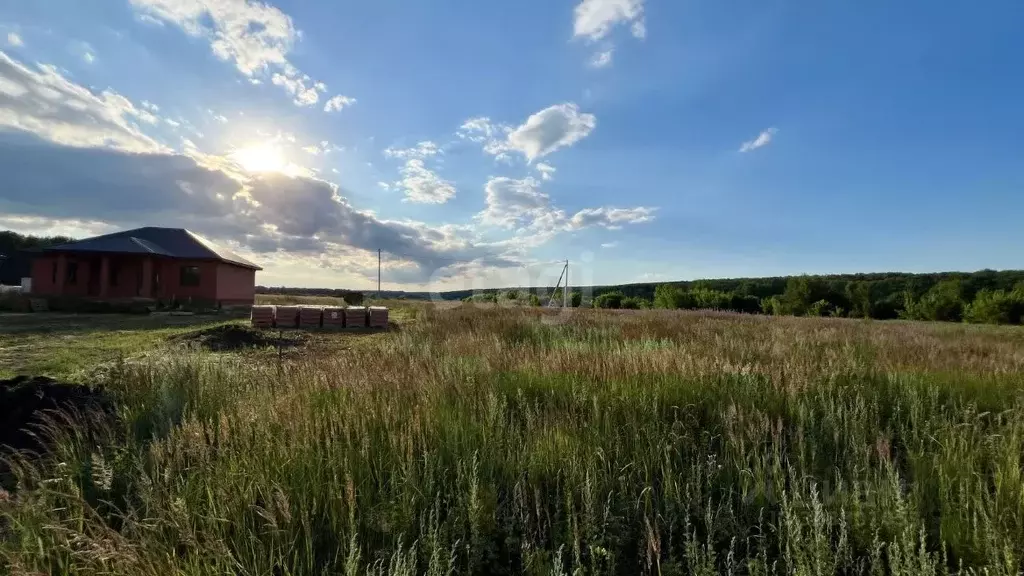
[691,288,732,310]
[619,296,650,310]
[807,299,833,317]
[594,291,625,309]
[653,284,692,309]
[342,292,365,306]
[903,279,965,322]
[964,289,1024,325]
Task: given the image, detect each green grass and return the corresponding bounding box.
[0,313,241,379]
[2,306,1023,575]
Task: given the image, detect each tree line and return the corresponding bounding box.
[601,271,1024,325]
[463,270,1024,325]
[0,231,73,255]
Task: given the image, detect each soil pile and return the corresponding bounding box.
[170,324,307,351]
[0,376,115,456]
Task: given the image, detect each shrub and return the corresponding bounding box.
[619,296,650,309]
[964,288,1024,325]
[653,284,692,309]
[594,291,625,309]
[903,279,965,322]
[807,299,833,317]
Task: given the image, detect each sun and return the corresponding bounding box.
[230,142,287,174]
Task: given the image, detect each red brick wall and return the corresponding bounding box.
[154,259,219,303]
[31,254,95,297]
[215,263,256,305]
[32,255,224,303]
[31,256,57,295]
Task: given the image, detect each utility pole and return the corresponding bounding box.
[377,249,381,299]
[564,259,569,308]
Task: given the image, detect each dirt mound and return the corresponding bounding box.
[0,376,115,457]
[170,324,307,351]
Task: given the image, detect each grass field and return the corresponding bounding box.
[2,305,1024,574]
[256,293,351,306]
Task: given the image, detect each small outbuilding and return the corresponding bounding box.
[30,227,261,306]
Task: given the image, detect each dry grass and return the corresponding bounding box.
[2,306,1024,574]
[256,293,350,306]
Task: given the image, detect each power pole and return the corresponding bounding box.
[564,259,569,308]
[377,249,381,299]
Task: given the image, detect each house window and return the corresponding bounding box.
[180,266,201,287]
[66,262,78,285]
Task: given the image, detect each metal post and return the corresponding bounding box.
[377,249,381,299]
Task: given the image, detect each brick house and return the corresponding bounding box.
[30,227,261,306]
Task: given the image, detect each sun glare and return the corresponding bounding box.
[230,143,287,174]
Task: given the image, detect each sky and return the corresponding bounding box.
[0,0,1022,291]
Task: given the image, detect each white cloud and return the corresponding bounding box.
[384,140,441,160]
[589,49,614,68]
[0,51,162,152]
[6,33,23,47]
[394,159,455,204]
[568,206,655,230]
[479,176,655,238]
[323,94,356,112]
[739,127,777,153]
[164,118,180,127]
[302,145,320,155]
[136,13,166,27]
[573,0,645,41]
[128,0,297,75]
[461,105,596,163]
[507,103,596,161]
[140,100,159,112]
[82,51,95,64]
[271,72,324,107]
[535,162,556,181]
[600,241,618,248]
[212,113,228,123]
[480,177,554,229]
[377,181,390,190]
[128,0,349,109]
[457,117,500,143]
[631,20,647,39]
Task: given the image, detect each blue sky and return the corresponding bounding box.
[0,0,1022,290]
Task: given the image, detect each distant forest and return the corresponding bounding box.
[0,231,72,255]
[6,230,1024,325]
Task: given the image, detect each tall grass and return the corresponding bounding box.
[255,293,350,307]
[2,307,1023,574]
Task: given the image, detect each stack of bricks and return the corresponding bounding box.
[322,306,344,329]
[250,305,276,328]
[344,306,367,328]
[299,306,323,329]
[368,306,389,329]
[276,305,300,329]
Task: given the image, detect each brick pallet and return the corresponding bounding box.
[299,306,323,328]
[322,306,345,328]
[250,305,276,328]
[368,306,389,328]
[276,305,300,329]
[344,306,367,328]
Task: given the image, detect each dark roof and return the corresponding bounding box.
[45,227,261,270]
